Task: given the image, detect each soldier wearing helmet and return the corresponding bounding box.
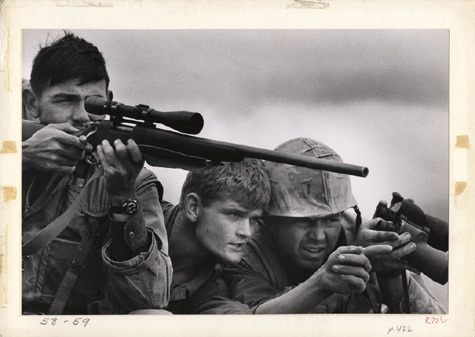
[224,138,445,313]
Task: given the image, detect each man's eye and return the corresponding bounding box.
[328,214,342,222]
[228,212,241,219]
[54,99,74,104]
[294,222,313,230]
[250,217,262,226]
[321,216,342,227]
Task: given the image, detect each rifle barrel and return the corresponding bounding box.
[230,143,369,177]
[22,120,369,178]
[130,124,369,177]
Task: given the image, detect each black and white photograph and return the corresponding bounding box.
[1,1,474,337]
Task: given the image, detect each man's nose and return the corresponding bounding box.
[307,221,325,241]
[71,101,90,126]
[236,219,253,239]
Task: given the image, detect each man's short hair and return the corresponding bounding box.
[30,32,110,96]
[180,158,271,210]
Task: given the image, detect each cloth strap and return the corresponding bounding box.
[22,168,103,256]
[47,234,95,315]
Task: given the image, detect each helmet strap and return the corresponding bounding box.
[353,205,362,232]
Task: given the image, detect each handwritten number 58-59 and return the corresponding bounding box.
[39,318,90,327]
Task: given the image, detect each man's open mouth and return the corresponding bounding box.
[303,246,324,254]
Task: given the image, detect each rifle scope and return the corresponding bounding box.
[85,97,204,135]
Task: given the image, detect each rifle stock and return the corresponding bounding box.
[22,108,369,177]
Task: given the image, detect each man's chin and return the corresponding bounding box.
[220,251,243,264]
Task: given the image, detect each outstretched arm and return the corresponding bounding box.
[253,245,391,314]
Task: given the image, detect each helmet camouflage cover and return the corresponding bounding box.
[265,138,357,218]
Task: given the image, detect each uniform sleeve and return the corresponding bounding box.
[184,276,254,314]
[101,168,172,313]
[224,260,292,309]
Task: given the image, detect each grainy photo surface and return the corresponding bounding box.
[2,2,473,336]
[21,28,448,316]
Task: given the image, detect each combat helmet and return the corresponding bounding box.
[265,138,357,218]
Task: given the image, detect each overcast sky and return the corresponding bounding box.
[22,29,449,220]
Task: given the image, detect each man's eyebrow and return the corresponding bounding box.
[51,93,79,99]
[51,93,106,100]
[222,207,248,213]
[222,205,257,214]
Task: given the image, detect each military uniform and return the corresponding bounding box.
[22,164,172,314]
[225,226,445,313]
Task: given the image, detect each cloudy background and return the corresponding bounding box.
[22,29,449,306]
[22,29,449,218]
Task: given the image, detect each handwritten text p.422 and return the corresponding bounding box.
[387,325,413,334]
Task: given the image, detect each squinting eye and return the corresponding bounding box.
[250,217,262,226]
[296,220,313,229]
[55,99,77,105]
[228,213,241,219]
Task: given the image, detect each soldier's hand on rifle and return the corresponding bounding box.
[96,139,144,203]
[313,245,391,294]
[355,218,419,274]
[22,123,92,174]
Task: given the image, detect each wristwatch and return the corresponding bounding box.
[110,199,140,215]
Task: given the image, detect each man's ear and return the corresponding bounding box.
[22,86,39,119]
[183,193,201,223]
